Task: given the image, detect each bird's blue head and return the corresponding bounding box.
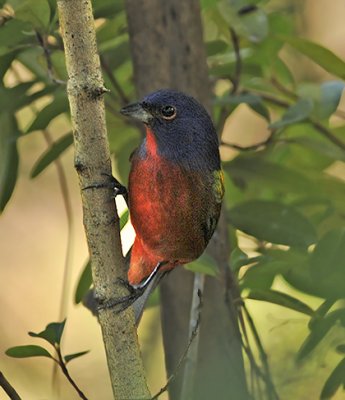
[121,89,220,171]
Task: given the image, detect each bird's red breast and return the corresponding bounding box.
[128,127,221,285]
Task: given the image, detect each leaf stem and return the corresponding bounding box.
[55,346,88,400]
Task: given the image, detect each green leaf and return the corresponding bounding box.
[217,2,268,43]
[230,247,249,271]
[310,228,345,281]
[28,320,66,346]
[216,93,270,121]
[120,209,129,230]
[93,0,123,19]
[270,98,313,129]
[239,7,269,43]
[17,47,50,83]
[206,40,228,56]
[12,0,51,31]
[297,309,345,361]
[241,263,274,290]
[26,90,69,133]
[30,133,73,178]
[241,259,286,290]
[321,358,345,399]
[225,155,316,196]
[283,36,345,80]
[64,350,89,364]
[0,114,19,212]
[75,260,92,304]
[0,81,35,112]
[0,53,16,82]
[0,19,32,50]
[6,345,52,359]
[317,81,345,119]
[185,253,217,276]
[247,289,314,316]
[229,200,317,247]
[291,135,345,163]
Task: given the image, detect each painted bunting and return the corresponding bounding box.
[113,89,224,313]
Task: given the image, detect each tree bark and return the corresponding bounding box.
[56,1,150,398]
[125,1,249,399]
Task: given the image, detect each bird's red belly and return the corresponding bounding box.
[129,156,206,263]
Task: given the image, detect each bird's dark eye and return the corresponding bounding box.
[161,105,176,120]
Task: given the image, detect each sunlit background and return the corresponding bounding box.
[1,1,345,399]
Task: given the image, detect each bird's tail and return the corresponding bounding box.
[132,270,166,325]
[82,248,166,326]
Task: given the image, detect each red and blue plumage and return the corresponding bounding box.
[121,89,224,288]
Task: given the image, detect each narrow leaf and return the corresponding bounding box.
[26,91,69,133]
[64,350,89,364]
[320,358,345,399]
[14,0,51,31]
[6,345,52,359]
[270,98,313,129]
[317,81,345,119]
[75,261,92,304]
[247,289,314,316]
[120,209,129,230]
[297,310,345,361]
[229,200,317,247]
[28,320,66,346]
[310,228,345,280]
[30,133,73,178]
[0,114,19,212]
[186,253,217,276]
[283,36,345,80]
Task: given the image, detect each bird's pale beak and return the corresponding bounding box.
[120,102,152,124]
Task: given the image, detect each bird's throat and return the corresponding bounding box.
[145,126,158,156]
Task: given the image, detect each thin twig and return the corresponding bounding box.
[270,77,297,100]
[151,287,203,400]
[36,31,66,85]
[100,56,129,106]
[230,28,242,95]
[309,118,345,151]
[0,372,22,400]
[55,346,88,400]
[221,130,275,152]
[251,90,345,151]
[180,273,205,400]
[243,305,280,400]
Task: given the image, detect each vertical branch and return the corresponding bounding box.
[56,0,150,398]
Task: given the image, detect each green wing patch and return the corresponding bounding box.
[212,169,225,203]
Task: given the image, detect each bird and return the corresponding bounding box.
[109,89,224,317]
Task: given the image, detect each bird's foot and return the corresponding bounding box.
[83,173,128,203]
[98,261,167,313]
[98,278,147,313]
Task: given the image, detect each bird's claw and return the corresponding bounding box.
[97,278,145,313]
[82,173,128,203]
